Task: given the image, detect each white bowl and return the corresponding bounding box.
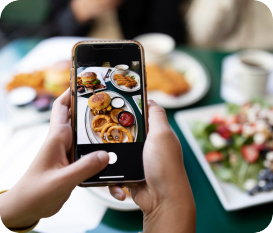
[134,33,175,64]
[115,64,129,75]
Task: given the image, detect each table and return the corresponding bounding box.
[0,39,272,233]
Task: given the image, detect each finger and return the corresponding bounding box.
[61,151,109,186]
[109,186,126,201]
[148,100,170,132]
[50,88,71,126]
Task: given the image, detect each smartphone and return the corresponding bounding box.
[70,40,148,187]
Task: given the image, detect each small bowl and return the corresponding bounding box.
[77,85,86,93]
[111,97,125,109]
[115,64,129,75]
[117,111,136,127]
[134,33,175,65]
[7,87,37,107]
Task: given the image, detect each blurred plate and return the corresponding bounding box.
[85,91,138,143]
[175,104,273,211]
[110,70,140,92]
[148,50,210,109]
[87,187,139,211]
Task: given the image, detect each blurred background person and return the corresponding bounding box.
[186,0,273,50]
[0,0,185,48]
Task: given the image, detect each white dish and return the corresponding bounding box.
[87,187,139,211]
[110,70,140,92]
[7,87,36,106]
[114,64,129,75]
[85,91,138,143]
[148,50,210,109]
[175,104,273,211]
[77,69,107,96]
[132,95,142,114]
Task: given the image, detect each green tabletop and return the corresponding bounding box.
[0,39,271,233]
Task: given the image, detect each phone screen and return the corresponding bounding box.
[74,43,146,184]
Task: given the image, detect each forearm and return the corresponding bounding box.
[143,202,196,233]
[0,190,39,230]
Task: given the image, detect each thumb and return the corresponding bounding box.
[61,151,109,186]
[148,100,170,133]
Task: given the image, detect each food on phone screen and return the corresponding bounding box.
[111,97,125,108]
[81,72,101,89]
[101,123,123,143]
[118,112,135,127]
[146,65,190,96]
[114,74,137,89]
[92,115,112,132]
[107,125,133,142]
[88,92,112,115]
[110,109,123,123]
[77,85,85,93]
[44,60,71,96]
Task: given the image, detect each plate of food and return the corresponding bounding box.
[147,50,210,109]
[85,91,138,144]
[110,65,140,92]
[175,101,273,210]
[77,69,107,96]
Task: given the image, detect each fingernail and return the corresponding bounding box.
[97,151,109,164]
[115,193,122,200]
[148,99,157,105]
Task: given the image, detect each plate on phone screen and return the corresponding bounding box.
[110,70,141,92]
[85,91,138,144]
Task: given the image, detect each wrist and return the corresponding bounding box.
[0,190,39,229]
[143,200,196,233]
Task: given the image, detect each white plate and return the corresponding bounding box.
[148,50,210,109]
[110,70,140,92]
[85,91,138,143]
[87,187,139,211]
[175,104,273,211]
[77,69,107,96]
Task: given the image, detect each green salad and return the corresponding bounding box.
[193,102,273,195]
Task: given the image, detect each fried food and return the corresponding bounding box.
[114,74,125,80]
[123,187,131,196]
[110,109,123,123]
[107,125,133,143]
[91,115,112,132]
[146,65,190,96]
[77,76,82,85]
[125,81,137,88]
[117,80,128,85]
[6,71,45,92]
[114,73,138,88]
[101,123,123,143]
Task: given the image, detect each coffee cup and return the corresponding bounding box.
[134,33,175,65]
[227,50,273,100]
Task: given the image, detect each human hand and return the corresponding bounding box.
[109,100,196,233]
[71,0,123,23]
[0,89,109,230]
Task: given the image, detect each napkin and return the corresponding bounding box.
[0,123,107,233]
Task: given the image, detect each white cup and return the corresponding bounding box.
[134,33,175,65]
[115,64,129,75]
[229,50,273,99]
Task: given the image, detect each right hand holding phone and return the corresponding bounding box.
[109,100,196,233]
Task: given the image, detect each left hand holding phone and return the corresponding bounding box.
[0,88,109,230]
